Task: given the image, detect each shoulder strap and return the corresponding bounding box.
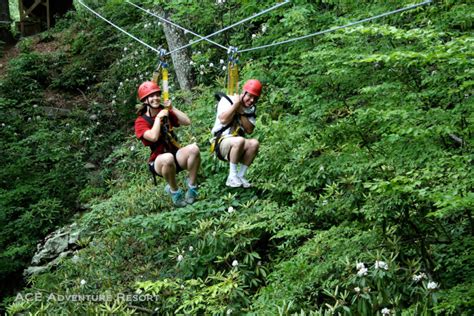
[142,114,180,152]
[141,114,154,127]
[213,92,235,137]
[141,115,159,152]
[214,92,233,106]
[215,92,256,118]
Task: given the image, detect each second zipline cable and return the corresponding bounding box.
[240,0,432,53]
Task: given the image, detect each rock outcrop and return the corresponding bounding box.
[23,223,82,277]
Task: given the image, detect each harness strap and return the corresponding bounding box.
[211,92,255,161]
[213,93,241,138]
[148,162,158,186]
[142,114,181,184]
[214,92,233,105]
[141,114,181,152]
[215,135,230,161]
[241,112,256,118]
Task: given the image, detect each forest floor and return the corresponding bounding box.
[0,34,60,77]
[1,35,89,110]
[0,44,18,77]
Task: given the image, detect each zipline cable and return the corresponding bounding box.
[76,0,160,54]
[239,0,432,53]
[77,0,432,70]
[167,0,290,56]
[125,0,228,52]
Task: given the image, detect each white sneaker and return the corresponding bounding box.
[238,176,251,188]
[226,175,242,188]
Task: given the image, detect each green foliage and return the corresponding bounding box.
[0,98,88,297]
[0,1,137,303]
[2,0,473,315]
[8,0,19,21]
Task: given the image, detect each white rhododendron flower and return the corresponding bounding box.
[357,267,368,276]
[412,272,427,282]
[375,260,388,270]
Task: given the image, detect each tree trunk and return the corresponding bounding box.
[0,0,14,44]
[158,8,195,92]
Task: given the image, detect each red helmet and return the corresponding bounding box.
[243,79,262,97]
[138,81,161,101]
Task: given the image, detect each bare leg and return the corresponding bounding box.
[154,153,178,191]
[228,137,245,164]
[176,143,201,186]
[242,138,259,166]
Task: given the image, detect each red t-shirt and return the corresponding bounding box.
[134,108,180,162]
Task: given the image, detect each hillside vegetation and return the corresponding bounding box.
[1,0,473,315]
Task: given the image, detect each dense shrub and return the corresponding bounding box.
[2,0,473,315]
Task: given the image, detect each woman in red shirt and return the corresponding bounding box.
[135,81,200,207]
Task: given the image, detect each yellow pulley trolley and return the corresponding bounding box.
[227,46,239,95]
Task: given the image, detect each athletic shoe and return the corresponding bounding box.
[165,185,187,207]
[226,174,242,188]
[238,176,251,188]
[185,186,198,204]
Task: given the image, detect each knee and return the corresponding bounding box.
[159,154,175,167]
[189,143,200,156]
[232,137,245,149]
[249,139,260,151]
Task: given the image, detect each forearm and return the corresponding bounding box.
[143,119,162,142]
[240,116,255,134]
[171,107,191,126]
[218,102,240,125]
